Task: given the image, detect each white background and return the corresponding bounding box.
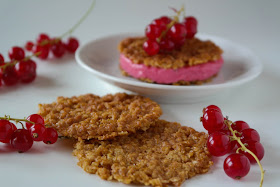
[0,0,279,186]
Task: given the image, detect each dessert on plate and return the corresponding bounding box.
[118,9,223,85]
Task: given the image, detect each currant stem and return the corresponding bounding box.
[0,52,41,70]
[0,115,35,125]
[225,119,264,187]
[60,0,95,39]
[158,6,185,42]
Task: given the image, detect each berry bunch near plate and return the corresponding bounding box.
[201,105,265,186]
[0,37,79,87]
[118,6,224,85]
[0,114,58,153]
[0,0,96,89]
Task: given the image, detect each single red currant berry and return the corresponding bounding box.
[152,16,171,27]
[26,114,45,129]
[2,65,19,86]
[65,37,79,53]
[10,129,34,153]
[203,105,222,113]
[168,23,187,43]
[0,53,4,63]
[25,41,34,51]
[202,109,224,132]
[8,46,25,61]
[51,39,66,58]
[224,153,250,179]
[231,121,250,132]
[240,128,260,143]
[16,59,37,83]
[143,40,160,56]
[184,16,198,38]
[207,132,231,156]
[159,38,175,51]
[43,128,58,144]
[29,123,46,142]
[0,120,16,143]
[239,140,265,163]
[33,45,49,60]
[145,24,163,40]
[37,33,50,45]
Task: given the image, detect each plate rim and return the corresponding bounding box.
[75,32,263,91]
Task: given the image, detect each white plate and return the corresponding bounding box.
[75,33,262,103]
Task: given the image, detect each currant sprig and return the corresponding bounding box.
[224,118,265,187]
[0,0,96,88]
[0,114,58,153]
[201,105,265,187]
[143,6,198,55]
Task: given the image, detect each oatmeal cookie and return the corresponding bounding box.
[38,93,162,140]
[73,120,213,186]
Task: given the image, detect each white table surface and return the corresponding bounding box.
[0,0,279,186]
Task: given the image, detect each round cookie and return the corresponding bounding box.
[38,93,162,140]
[73,120,213,186]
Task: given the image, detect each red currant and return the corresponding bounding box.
[29,123,46,142]
[202,109,224,132]
[8,46,25,61]
[2,65,19,86]
[36,33,50,45]
[143,40,160,56]
[184,16,198,38]
[203,105,222,113]
[51,39,66,58]
[0,53,4,63]
[0,120,15,143]
[33,45,49,60]
[43,128,58,144]
[159,38,175,51]
[152,16,171,28]
[16,59,37,83]
[167,23,187,44]
[239,140,264,163]
[224,153,250,179]
[232,121,250,132]
[145,24,163,40]
[240,128,260,143]
[25,41,34,51]
[10,129,33,153]
[207,132,231,156]
[26,114,44,129]
[65,37,79,53]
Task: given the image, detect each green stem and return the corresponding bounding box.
[225,119,264,187]
[0,115,35,125]
[59,0,95,39]
[157,6,185,42]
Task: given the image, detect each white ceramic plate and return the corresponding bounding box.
[75,33,262,103]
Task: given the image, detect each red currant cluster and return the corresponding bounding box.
[201,105,265,185]
[25,33,79,60]
[0,34,79,88]
[143,8,197,55]
[0,114,58,153]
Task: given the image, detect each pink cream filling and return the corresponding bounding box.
[120,54,224,84]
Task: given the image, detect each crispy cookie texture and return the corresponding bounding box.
[73,120,213,186]
[38,93,162,140]
[118,37,223,69]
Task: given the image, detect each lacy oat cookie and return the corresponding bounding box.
[73,120,212,186]
[118,37,223,69]
[38,93,162,140]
